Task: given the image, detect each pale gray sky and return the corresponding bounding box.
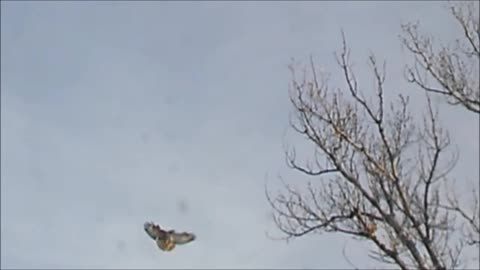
[1,1,478,269]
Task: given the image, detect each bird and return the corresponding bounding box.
[144,221,196,252]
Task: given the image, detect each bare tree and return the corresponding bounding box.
[401,0,480,256]
[401,1,479,114]
[266,2,479,269]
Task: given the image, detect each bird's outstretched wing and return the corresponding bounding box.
[170,231,196,245]
[144,221,167,240]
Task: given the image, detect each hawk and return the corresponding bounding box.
[144,221,196,252]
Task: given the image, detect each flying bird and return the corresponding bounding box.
[144,221,196,252]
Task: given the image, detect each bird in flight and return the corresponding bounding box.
[144,221,196,252]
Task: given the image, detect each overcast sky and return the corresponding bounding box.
[1,1,478,269]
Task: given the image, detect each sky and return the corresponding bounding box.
[1,1,479,269]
